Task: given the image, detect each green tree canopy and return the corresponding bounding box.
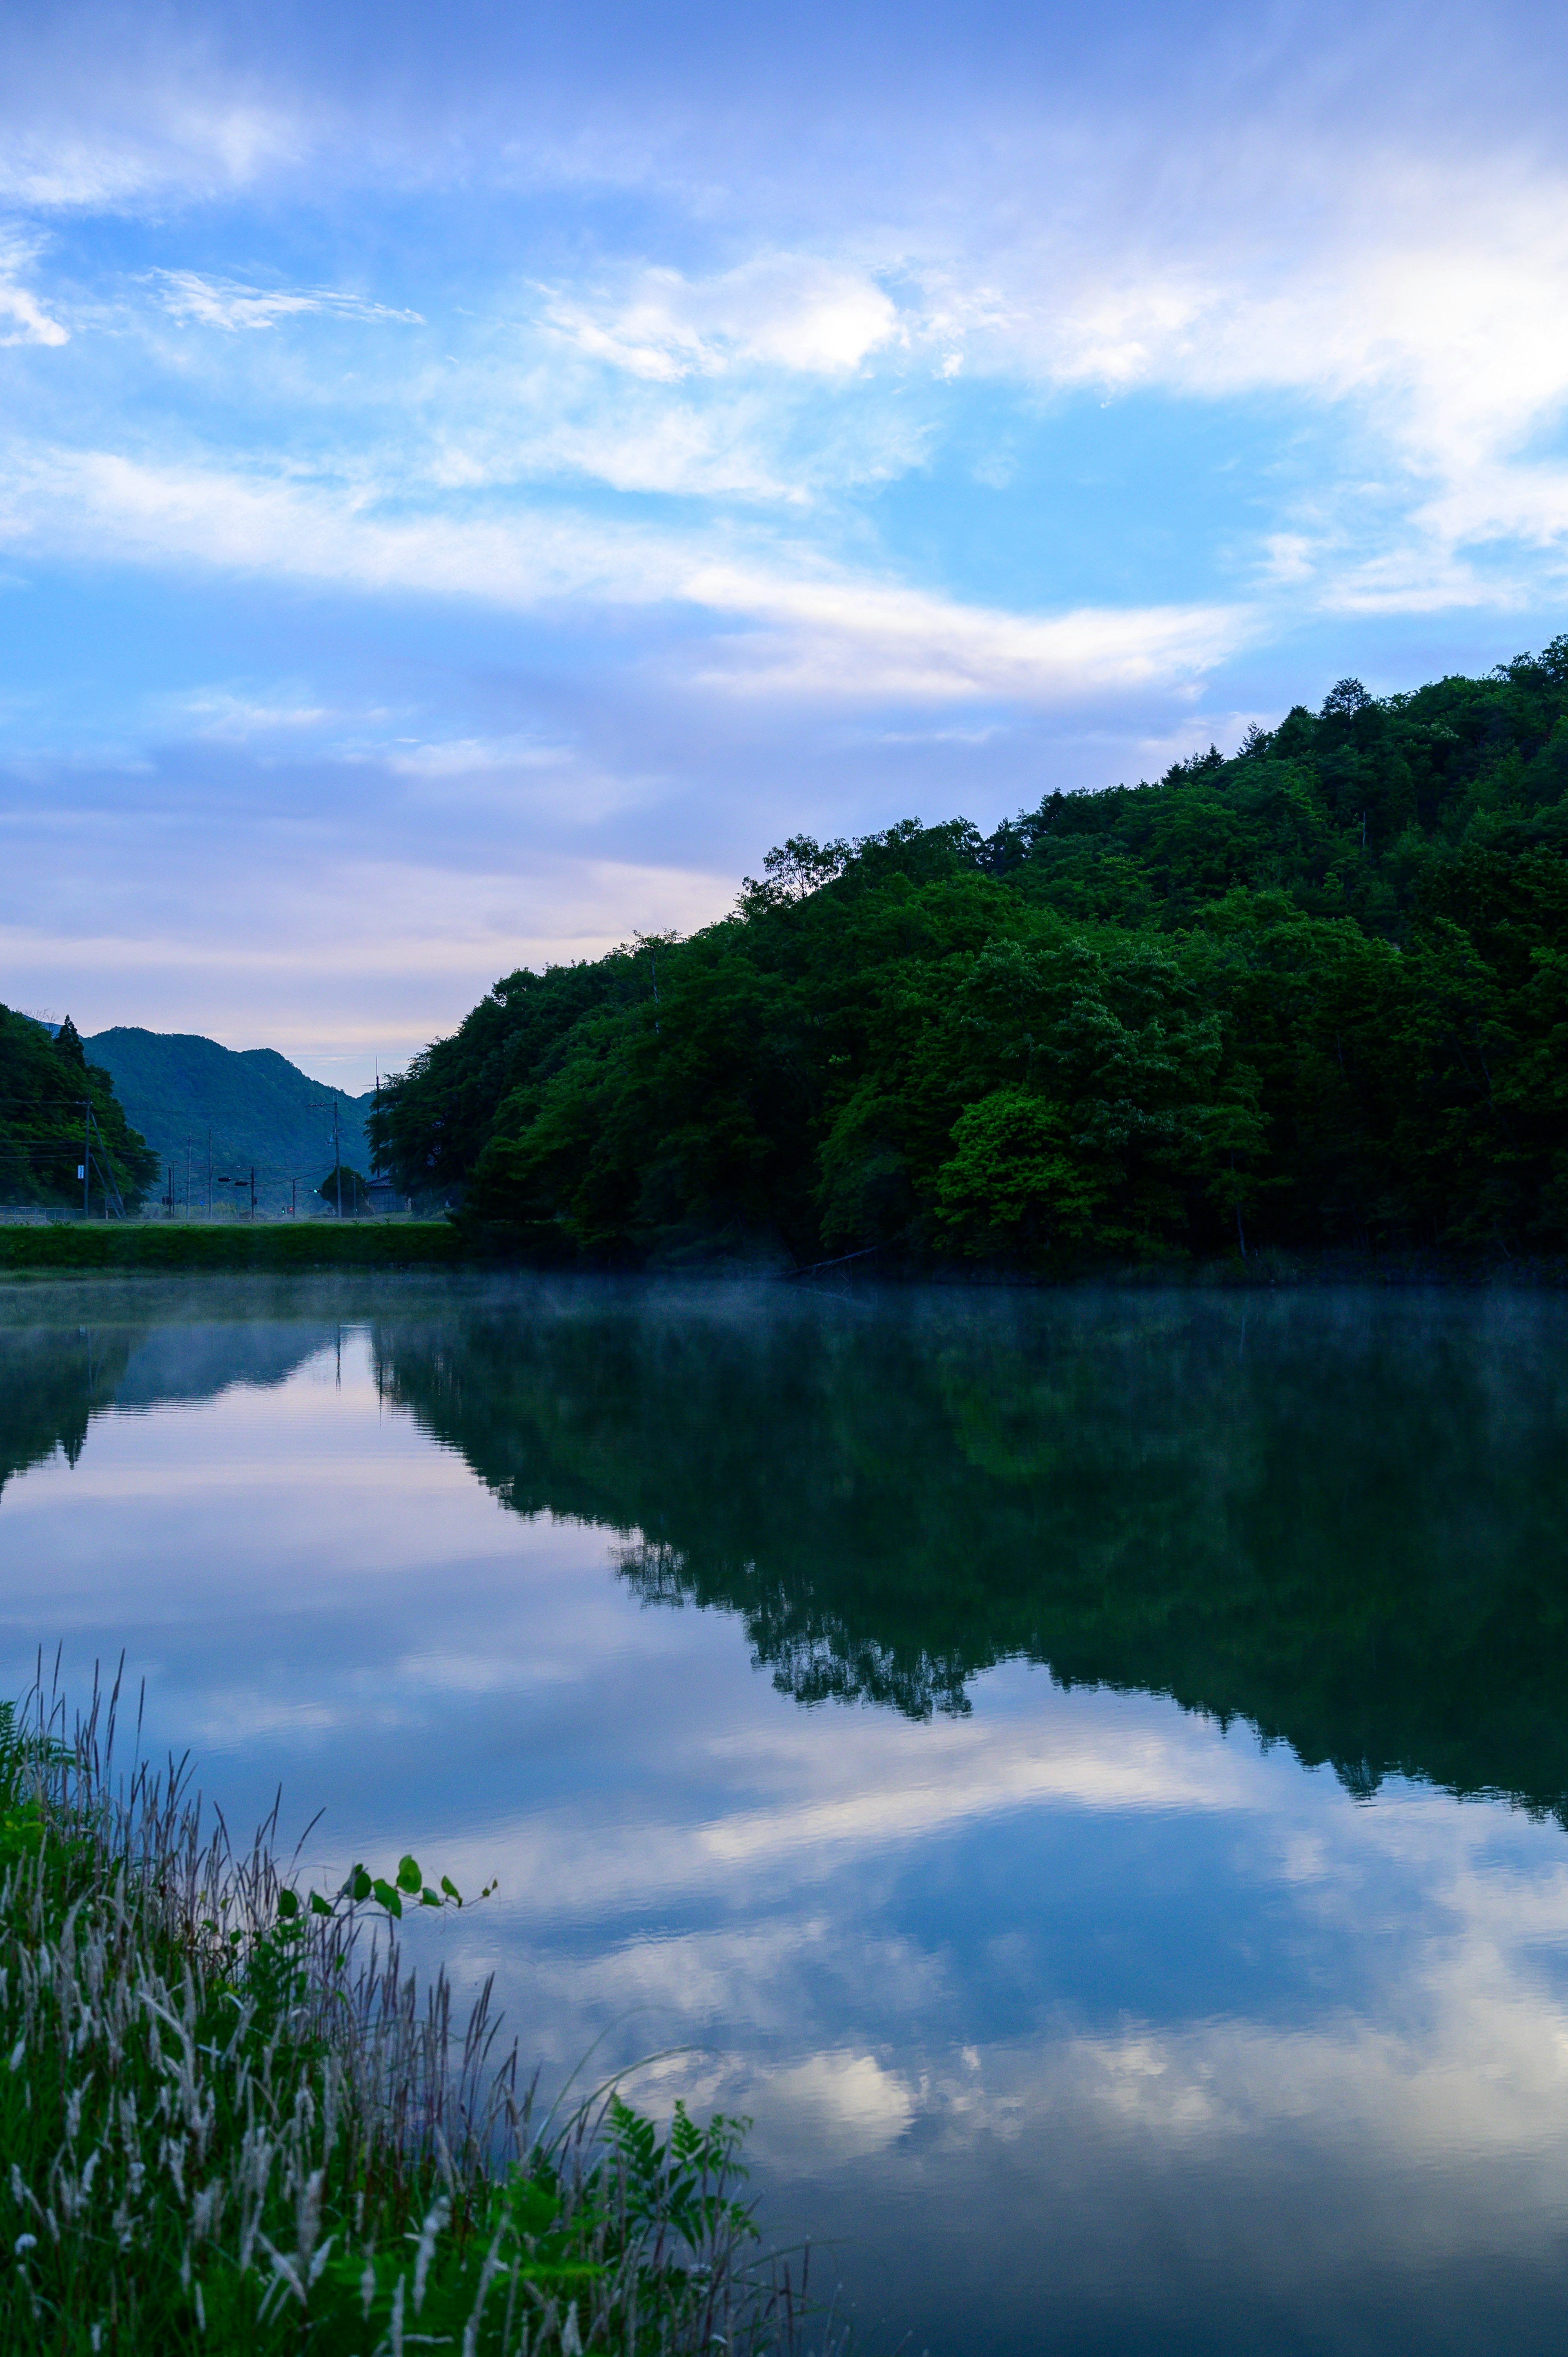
[0,1007,157,1212]
[372,643,1568,1267]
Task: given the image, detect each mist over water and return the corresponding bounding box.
[4,1273,1568,2353]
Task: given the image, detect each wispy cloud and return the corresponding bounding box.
[543,256,902,381]
[0,231,67,347]
[151,270,422,332]
[383,733,569,777]
[0,444,1245,706]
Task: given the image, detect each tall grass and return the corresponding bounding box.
[0,1674,811,2354]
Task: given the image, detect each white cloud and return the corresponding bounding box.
[0,111,312,214]
[0,282,68,348]
[0,231,67,348]
[152,270,421,332]
[684,571,1246,702]
[543,256,902,381]
[0,22,315,215]
[239,156,1568,610]
[0,444,1245,707]
[172,688,334,736]
[383,733,567,777]
[920,155,1568,603]
[425,390,823,505]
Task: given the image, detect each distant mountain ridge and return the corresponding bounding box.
[82,1028,375,1213]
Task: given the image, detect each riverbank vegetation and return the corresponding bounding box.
[0,1222,466,1273]
[0,1680,788,2354]
[372,648,1568,1270]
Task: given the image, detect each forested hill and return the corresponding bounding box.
[0,1010,158,1211]
[372,648,1568,1268]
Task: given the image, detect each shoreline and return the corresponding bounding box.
[0,1220,1562,1289]
[0,1220,468,1271]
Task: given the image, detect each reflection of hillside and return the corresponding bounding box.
[0,1320,332,1495]
[0,1327,138,1496]
[113,1325,329,1407]
[375,1291,1568,1824]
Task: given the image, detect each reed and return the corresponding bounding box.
[0,1672,808,2355]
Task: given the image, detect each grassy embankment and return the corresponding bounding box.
[0,1222,470,1274]
[0,1687,794,2354]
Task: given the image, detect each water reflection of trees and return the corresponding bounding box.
[0,1326,137,1497]
[0,1318,334,1499]
[373,1289,1568,1825]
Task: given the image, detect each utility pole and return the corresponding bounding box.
[82,1102,89,1218]
[86,1108,124,1218]
[333,1097,343,1220]
[291,1177,297,1220]
[185,1137,192,1220]
[206,1128,212,1222]
[250,1166,256,1220]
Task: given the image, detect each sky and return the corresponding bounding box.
[4,1,1568,1086]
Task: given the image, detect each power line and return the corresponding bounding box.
[0,1088,372,1116]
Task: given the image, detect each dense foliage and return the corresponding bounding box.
[317,1161,371,1212]
[374,648,1568,1266]
[0,1007,157,1211]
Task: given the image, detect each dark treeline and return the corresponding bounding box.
[0,1007,157,1212]
[370,1288,1568,1823]
[374,649,1568,1267]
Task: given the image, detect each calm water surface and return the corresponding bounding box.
[4,1274,1568,2353]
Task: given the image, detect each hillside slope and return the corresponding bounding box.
[372,647,1568,1267]
[83,1029,374,1215]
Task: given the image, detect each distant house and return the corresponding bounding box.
[364,1176,407,1215]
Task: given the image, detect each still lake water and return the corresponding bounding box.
[4,1273,1568,2351]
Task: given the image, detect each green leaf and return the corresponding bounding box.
[276,1887,300,1920]
[396,1853,423,1894]
[439,1874,462,1904]
[309,1890,334,1917]
[420,1887,441,1907]
[347,1865,373,1905]
[371,1878,403,1917]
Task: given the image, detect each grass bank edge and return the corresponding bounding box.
[0,1682,812,2355]
[0,1222,472,1272]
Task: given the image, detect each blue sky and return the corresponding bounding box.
[4,0,1568,1085]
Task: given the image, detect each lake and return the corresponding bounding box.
[4,1273,1568,2353]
